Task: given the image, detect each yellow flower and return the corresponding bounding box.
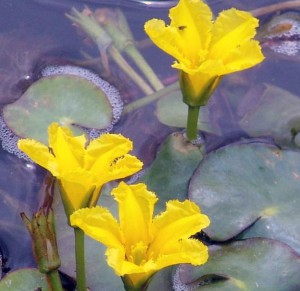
[18,123,143,215]
[70,182,210,290]
[144,0,264,106]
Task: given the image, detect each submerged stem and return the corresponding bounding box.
[125,45,164,91]
[123,82,179,114]
[186,105,200,141]
[74,228,86,291]
[251,0,300,17]
[108,45,154,95]
[46,270,63,291]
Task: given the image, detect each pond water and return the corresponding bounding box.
[0,0,300,289]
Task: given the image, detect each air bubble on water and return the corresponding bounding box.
[181,130,205,146]
[42,65,123,126]
[266,18,300,56]
[271,40,300,56]
[85,125,114,140]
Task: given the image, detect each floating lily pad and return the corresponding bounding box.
[140,132,204,213]
[0,268,49,290]
[147,267,174,291]
[238,84,300,146]
[3,75,113,144]
[156,90,221,135]
[189,142,300,253]
[174,238,300,291]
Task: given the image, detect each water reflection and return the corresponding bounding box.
[0,148,46,273]
[0,0,300,282]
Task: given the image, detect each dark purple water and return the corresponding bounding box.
[0,0,299,285]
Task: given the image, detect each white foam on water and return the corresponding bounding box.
[267,19,300,56]
[271,40,300,56]
[0,116,30,160]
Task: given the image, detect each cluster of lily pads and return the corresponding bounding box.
[0,0,300,290]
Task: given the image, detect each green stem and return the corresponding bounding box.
[125,45,164,91]
[186,105,200,141]
[108,45,154,95]
[46,270,63,291]
[123,82,179,114]
[251,0,300,17]
[74,228,86,291]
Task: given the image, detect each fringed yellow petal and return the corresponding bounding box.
[145,0,212,71]
[155,238,209,269]
[200,41,264,76]
[105,248,155,280]
[86,134,133,170]
[88,133,133,153]
[70,206,123,249]
[144,19,190,67]
[112,183,157,251]
[150,200,210,255]
[106,247,135,276]
[17,139,58,175]
[221,40,265,73]
[48,123,84,173]
[106,247,155,287]
[209,9,259,61]
[169,0,212,63]
[107,155,143,180]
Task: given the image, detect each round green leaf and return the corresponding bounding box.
[189,142,300,253]
[238,84,300,146]
[0,268,49,290]
[174,238,300,291]
[140,132,203,213]
[147,267,174,291]
[3,75,113,144]
[155,90,221,135]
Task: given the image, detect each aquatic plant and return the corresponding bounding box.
[18,123,143,291]
[70,182,210,290]
[66,7,156,95]
[2,1,300,291]
[18,122,143,215]
[144,0,265,140]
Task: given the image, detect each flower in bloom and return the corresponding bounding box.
[144,0,265,106]
[18,123,143,215]
[70,182,210,289]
